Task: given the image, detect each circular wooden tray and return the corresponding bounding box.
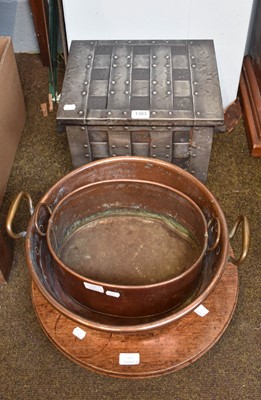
[31,262,238,379]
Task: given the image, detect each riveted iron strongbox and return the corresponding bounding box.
[57,40,224,182]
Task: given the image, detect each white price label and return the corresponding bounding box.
[63,104,76,111]
[106,290,120,298]
[83,282,104,293]
[194,304,209,317]
[131,110,150,119]
[119,353,140,365]
[72,327,86,340]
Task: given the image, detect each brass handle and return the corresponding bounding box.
[207,217,221,251]
[33,202,52,237]
[228,215,250,266]
[6,192,34,239]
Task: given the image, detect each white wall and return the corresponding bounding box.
[63,0,255,109]
[0,0,39,53]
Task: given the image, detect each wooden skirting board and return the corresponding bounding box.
[239,55,261,157]
[0,230,13,284]
[32,262,238,379]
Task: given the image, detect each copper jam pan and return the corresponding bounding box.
[29,231,231,333]
[6,157,250,332]
[40,180,209,318]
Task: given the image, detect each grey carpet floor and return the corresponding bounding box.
[0,54,260,400]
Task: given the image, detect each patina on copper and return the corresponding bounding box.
[39,180,208,318]
[6,157,250,332]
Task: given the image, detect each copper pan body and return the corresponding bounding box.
[44,180,208,318]
[25,157,229,329]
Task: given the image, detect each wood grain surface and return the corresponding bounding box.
[31,261,238,379]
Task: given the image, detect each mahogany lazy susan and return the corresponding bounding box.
[31,261,238,379]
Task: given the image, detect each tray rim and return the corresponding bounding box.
[31,260,238,378]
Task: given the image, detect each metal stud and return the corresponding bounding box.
[86,64,91,68]
[113,55,118,59]
[125,144,129,148]
[168,111,172,115]
[152,80,157,85]
[84,81,88,85]
[83,144,88,148]
[194,91,198,95]
[78,110,83,115]
[152,145,156,148]
[166,145,170,148]
[113,64,117,68]
[167,91,171,95]
[88,55,92,59]
[82,91,87,96]
[111,80,116,85]
[166,155,170,158]
[112,144,116,148]
[85,154,90,157]
[125,80,130,85]
[166,55,170,59]
[124,126,128,130]
[192,64,196,68]
[152,91,157,95]
[167,80,171,85]
[126,64,131,68]
[108,111,112,115]
[123,111,127,115]
[152,154,156,157]
[152,111,156,115]
[125,91,129,94]
[111,91,114,94]
[152,64,156,68]
[152,55,156,59]
[166,64,170,67]
[81,127,85,130]
[127,55,131,59]
[194,81,198,85]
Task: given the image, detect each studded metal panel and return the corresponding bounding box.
[57,40,224,128]
[66,125,213,182]
[60,40,223,183]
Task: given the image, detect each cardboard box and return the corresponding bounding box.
[0,37,26,206]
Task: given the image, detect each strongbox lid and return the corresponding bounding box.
[57,40,224,127]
